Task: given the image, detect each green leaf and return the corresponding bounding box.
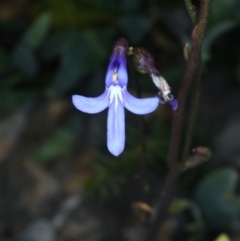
[0,90,36,113]
[195,168,240,229]
[12,44,38,77]
[73,0,118,12]
[30,0,116,28]
[55,28,113,95]
[0,73,24,88]
[30,129,75,164]
[40,30,80,59]
[82,28,113,61]
[22,12,52,49]
[209,0,240,24]
[0,47,10,74]
[203,0,240,64]
[202,22,237,61]
[119,15,153,43]
[121,0,140,12]
[30,117,83,164]
[55,43,89,95]
[87,67,105,96]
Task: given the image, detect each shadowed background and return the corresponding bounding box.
[0,0,240,240]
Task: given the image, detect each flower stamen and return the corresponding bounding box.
[112,69,118,83]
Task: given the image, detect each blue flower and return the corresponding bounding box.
[72,38,159,156]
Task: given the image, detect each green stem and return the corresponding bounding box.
[184,0,197,24]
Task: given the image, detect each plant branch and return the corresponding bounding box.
[184,0,197,24]
[181,0,210,162]
[169,0,209,173]
[145,0,210,240]
[182,74,201,163]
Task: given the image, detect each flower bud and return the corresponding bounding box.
[132,48,159,75]
[131,47,178,111]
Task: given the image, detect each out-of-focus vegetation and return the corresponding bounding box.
[0,0,240,241]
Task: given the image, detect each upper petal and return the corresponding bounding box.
[72,89,109,114]
[107,98,125,156]
[105,39,128,88]
[123,87,159,115]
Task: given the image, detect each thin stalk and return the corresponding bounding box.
[135,74,150,207]
[129,62,150,224]
[169,0,209,171]
[184,0,197,24]
[182,74,201,163]
[145,0,210,240]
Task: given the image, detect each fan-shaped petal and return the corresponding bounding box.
[123,88,159,115]
[72,89,109,114]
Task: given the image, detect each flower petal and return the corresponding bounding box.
[115,52,128,87]
[123,88,159,115]
[72,89,109,114]
[169,99,178,111]
[105,40,128,88]
[107,98,125,156]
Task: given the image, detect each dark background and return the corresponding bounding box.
[0,0,240,240]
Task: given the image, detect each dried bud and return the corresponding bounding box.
[132,201,153,213]
[131,47,178,111]
[193,146,212,158]
[132,48,159,75]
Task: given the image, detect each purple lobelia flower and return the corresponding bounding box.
[72,38,160,156]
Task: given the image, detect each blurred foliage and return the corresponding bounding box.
[195,168,240,229]
[22,12,52,49]
[0,0,240,240]
[214,234,231,241]
[170,198,205,239]
[82,149,138,200]
[202,0,240,61]
[30,122,79,164]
